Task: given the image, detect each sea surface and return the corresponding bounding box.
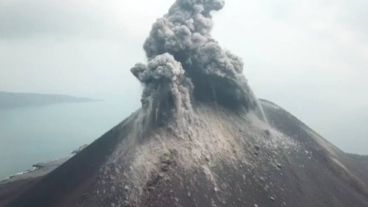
[0,96,139,180]
[1,96,367,180]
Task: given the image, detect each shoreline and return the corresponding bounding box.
[0,144,88,184]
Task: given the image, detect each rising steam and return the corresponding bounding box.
[131,0,259,116]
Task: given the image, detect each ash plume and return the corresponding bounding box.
[131,53,193,126]
[132,0,260,115]
[4,2,368,207]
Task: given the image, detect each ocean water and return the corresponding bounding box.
[1,96,366,181]
[0,97,139,180]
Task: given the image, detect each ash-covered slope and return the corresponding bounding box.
[6,101,368,207]
[6,0,368,206]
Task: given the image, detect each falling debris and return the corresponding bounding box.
[134,0,261,114]
[2,1,368,207]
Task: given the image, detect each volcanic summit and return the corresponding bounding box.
[2,0,368,206]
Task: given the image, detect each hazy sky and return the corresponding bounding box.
[0,0,367,154]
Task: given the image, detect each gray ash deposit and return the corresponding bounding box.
[3,0,368,207]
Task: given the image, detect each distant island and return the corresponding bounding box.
[0,91,96,109]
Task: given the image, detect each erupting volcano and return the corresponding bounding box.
[2,0,368,206]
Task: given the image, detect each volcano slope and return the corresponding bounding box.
[4,100,368,207]
[5,0,368,206]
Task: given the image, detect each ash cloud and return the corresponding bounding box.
[132,53,184,83]
[131,53,193,125]
[132,0,259,114]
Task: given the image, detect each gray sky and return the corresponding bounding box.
[0,0,367,154]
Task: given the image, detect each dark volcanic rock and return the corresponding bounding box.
[3,0,368,206]
[3,100,368,207]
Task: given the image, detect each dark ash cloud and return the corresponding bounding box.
[132,0,261,116]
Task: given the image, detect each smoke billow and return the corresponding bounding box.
[132,53,184,83]
[132,0,259,115]
[131,53,193,125]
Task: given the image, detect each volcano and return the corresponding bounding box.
[3,0,368,207]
